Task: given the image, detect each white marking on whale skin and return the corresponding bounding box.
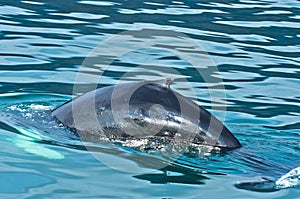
[13,127,64,160]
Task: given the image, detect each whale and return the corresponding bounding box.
[51,79,241,149]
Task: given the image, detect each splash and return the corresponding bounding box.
[276,167,300,189]
[2,101,66,160]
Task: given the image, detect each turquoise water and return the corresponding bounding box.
[1,0,300,198]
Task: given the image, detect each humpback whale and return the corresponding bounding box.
[51,80,241,149]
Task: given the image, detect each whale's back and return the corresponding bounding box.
[52,81,241,149]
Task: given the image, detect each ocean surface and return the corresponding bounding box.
[0,0,300,198]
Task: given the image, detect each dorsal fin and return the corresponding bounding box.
[165,77,173,88]
[148,78,174,88]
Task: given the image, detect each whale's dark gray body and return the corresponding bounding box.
[52,80,241,149]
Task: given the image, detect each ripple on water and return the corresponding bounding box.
[0,0,300,196]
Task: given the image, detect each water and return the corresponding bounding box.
[1,0,300,198]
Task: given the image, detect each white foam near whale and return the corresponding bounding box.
[276,167,300,189]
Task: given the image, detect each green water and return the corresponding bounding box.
[0,0,300,198]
